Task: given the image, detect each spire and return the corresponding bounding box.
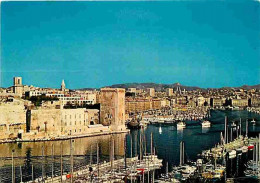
[61,79,66,91]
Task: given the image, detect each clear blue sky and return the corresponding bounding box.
[1,1,260,89]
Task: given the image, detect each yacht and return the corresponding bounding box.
[177,122,186,129]
[228,150,236,158]
[231,121,236,128]
[251,119,256,125]
[242,146,248,153]
[201,120,211,128]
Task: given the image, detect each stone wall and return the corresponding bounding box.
[100,88,126,131]
[0,99,26,140]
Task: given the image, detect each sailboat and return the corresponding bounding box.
[201,121,211,128]
[251,118,256,125]
[159,126,162,134]
[177,121,186,129]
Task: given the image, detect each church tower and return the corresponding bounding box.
[13,77,23,96]
[61,79,66,92]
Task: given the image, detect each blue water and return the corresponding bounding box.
[0,110,259,182]
[126,110,260,175]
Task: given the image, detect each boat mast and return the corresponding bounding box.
[230,127,232,142]
[239,118,242,137]
[42,146,45,179]
[151,132,153,156]
[224,116,227,144]
[32,164,34,182]
[182,141,185,165]
[90,145,92,165]
[139,131,142,161]
[256,142,258,166]
[12,149,15,183]
[130,134,133,158]
[110,136,114,170]
[19,166,22,183]
[166,161,168,176]
[70,139,74,183]
[97,143,99,181]
[220,132,223,145]
[236,124,239,139]
[135,132,137,157]
[180,141,182,166]
[60,142,63,183]
[124,135,127,170]
[246,119,248,137]
[259,133,260,166]
[51,144,54,182]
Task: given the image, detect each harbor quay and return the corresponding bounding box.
[25,156,163,183]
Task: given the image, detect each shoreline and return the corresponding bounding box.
[0,129,130,144]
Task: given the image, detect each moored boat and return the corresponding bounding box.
[228,150,236,158]
[248,144,254,151]
[242,146,248,153]
[177,122,186,129]
[201,120,211,128]
[251,118,256,125]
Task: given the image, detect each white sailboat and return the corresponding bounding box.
[201,120,211,128]
[177,122,186,129]
[251,118,256,125]
[159,126,162,134]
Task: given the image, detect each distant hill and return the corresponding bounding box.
[239,84,260,90]
[106,83,202,91]
[77,83,260,91]
[219,84,260,90]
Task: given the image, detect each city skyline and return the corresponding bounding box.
[1,1,260,89]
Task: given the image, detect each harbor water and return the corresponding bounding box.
[0,110,259,182]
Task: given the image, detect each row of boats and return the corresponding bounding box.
[176,120,211,129]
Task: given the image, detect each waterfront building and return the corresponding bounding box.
[100,88,126,131]
[176,96,188,105]
[161,98,170,107]
[125,97,152,113]
[152,98,162,109]
[166,88,174,96]
[127,88,137,93]
[146,88,155,97]
[170,98,176,106]
[187,97,196,108]
[249,97,260,107]
[196,96,206,107]
[23,102,107,140]
[210,98,224,108]
[231,98,248,108]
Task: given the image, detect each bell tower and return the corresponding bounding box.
[13,77,23,96]
[61,79,66,92]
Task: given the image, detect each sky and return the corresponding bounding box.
[1,1,260,89]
